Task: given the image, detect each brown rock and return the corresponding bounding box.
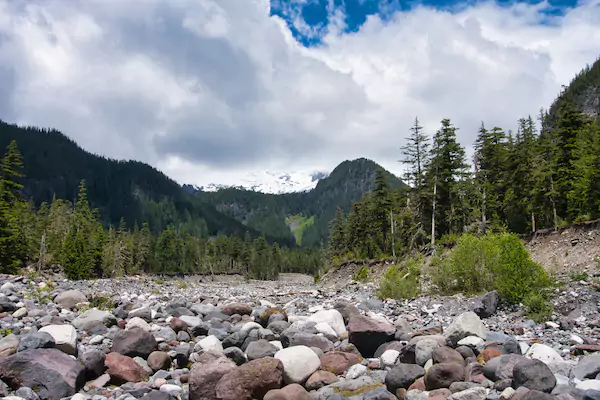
[417,324,443,335]
[221,303,253,316]
[479,348,502,363]
[105,352,148,384]
[573,344,600,355]
[425,363,465,390]
[433,346,465,365]
[147,351,171,372]
[319,351,362,375]
[264,383,312,400]
[189,356,236,400]
[466,362,486,383]
[305,370,339,391]
[397,388,407,400]
[429,388,452,400]
[409,377,427,391]
[336,342,362,355]
[348,315,396,357]
[215,357,284,400]
[169,317,188,332]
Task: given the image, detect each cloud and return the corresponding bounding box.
[0,0,599,189]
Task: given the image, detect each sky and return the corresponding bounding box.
[1,0,600,188]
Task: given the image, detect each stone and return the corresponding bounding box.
[457,337,485,354]
[0,348,86,400]
[433,346,465,365]
[198,335,224,353]
[215,357,284,400]
[362,387,398,400]
[79,350,106,380]
[221,302,253,316]
[39,324,77,355]
[264,383,312,400]
[307,310,347,336]
[479,348,502,363]
[574,354,600,380]
[315,322,338,341]
[381,349,400,368]
[348,315,396,357]
[128,306,153,321]
[425,363,466,390]
[346,364,367,379]
[385,363,426,392]
[334,301,361,324]
[449,387,487,400]
[12,307,27,319]
[289,332,334,352]
[430,388,453,400]
[156,327,177,342]
[223,347,246,365]
[246,339,278,361]
[444,312,487,347]
[456,346,476,360]
[126,316,152,331]
[319,351,362,375]
[72,308,117,331]
[275,345,320,384]
[258,307,288,327]
[54,290,87,309]
[189,355,236,400]
[148,351,172,372]
[513,359,556,393]
[305,370,339,390]
[416,339,440,366]
[112,327,158,358]
[504,337,522,355]
[17,332,55,352]
[524,344,563,365]
[473,291,499,318]
[0,334,19,357]
[500,387,516,400]
[169,317,188,332]
[493,354,529,381]
[576,381,600,391]
[160,384,182,396]
[105,352,149,384]
[521,390,555,400]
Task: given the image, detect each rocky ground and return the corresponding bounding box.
[1,273,600,400]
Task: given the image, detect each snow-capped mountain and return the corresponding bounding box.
[184,170,330,194]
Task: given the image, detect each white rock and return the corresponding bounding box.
[576,380,600,391]
[89,335,104,345]
[0,282,15,294]
[72,308,116,331]
[12,307,28,318]
[519,342,530,355]
[307,310,347,336]
[197,335,223,353]
[406,389,429,400]
[287,315,308,324]
[71,394,86,400]
[179,315,202,328]
[346,364,367,379]
[126,317,151,332]
[525,343,563,364]
[308,305,325,313]
[570,334,585,345]
[380,349,400,368]
[54,290,87,309]
[457,336,485,353]
[160,384,183,396]
[274,345,321,384]
[314,322,338,340]
[449,387,487,400]
[444,312,487,346]
[260,300,277,308]
[240,322,262,333]
[500,387,515,400]
[424,359,434,371]
[545,321,560,329]
[270,341,283,351]
[39,324,77,355]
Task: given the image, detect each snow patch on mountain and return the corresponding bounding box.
[185,170,329,194]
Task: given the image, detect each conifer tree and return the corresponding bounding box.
[327,207,346,259]
[401,118,430,229]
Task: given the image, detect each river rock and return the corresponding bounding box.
[425,363,466,390]
[112,327,158,358]
[348,315,396,357]
[72,308,117,331]
[320,351,362,375]
[385,363,426,392]
[444,312,487,347]
[54,290,87,309]
[473,291,499,318]
[105,352,149,384]
[189,355,236,400]
[513,359,557,393]
[39,324,77,355]
[264,383,312,400]
[215,357,284,400]
[274,345,320,384]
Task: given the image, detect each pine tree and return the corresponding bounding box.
[327,207,346,259]
[371,169,392,255]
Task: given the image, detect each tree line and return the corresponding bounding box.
[327,100,600,261]
[0,140,322,279]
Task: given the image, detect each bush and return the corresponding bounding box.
[522,291,553,323]
[353,266,369,282]
[429,233,551,306]
[379,256,422,299]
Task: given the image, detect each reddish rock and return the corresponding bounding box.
[348,315,395,357]
[215,357,284,400]
[105,352,148,384]
[465,362,487,383]
[189,356,236,400]
[573,344,600,355]
[169,317,188,332]
[424,363,465,390]
[337,342,362,355]
[117,320,127,329]
[305,370,339,391]
[319,351,362,375]
[429,388,452,400]
[264,383,312,400]
[221,303,253,316]
[479,348,502,363]
[433,346,465,365]
[409,377,426,391]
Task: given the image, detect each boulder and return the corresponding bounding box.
[433,346,464,365]
[574,354,600,380]
[444,312,487,347]
[385,363,426,392]
[197,335,224,353]
[78,350,106,380]
[274,345,321,384]
[189,355,236,400]
[17,332,55,352]
[246,339,278,361]
[494,354,529,381]
[320,351,362,375]
[105,352,149,384]
[221,302,253,316]
[307,310,347,336]
[289,332,334,353]
[525,343,563,365]
[0,348,86,400]
[264,383,312,400]
[72,308,117,331]
[147,351,172,372]
[449,387,487,400]
[416,338,440,366]
[126,316,152,332]
[54,290,87,309]
[473,291,499,318]
[258,308,288,327]
[348,315,396,357]
[0,334,19,357]
[128,306,153,321]
[39,324,77,355]
[111,327,157,358]
[381,349,400,368]
[215,357,284,400]
[305,370,339,390]
[425,363,465,390]
[513,359,557,393]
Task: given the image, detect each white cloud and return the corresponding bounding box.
[0,0,599,190]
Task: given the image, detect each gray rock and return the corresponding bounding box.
[17,332,55,352]
[289,332,334,353]
[473,291,499,318]
[444,312,487,346]
[450,387,487,400]
[54,290,87,309]
[15,386,40,400]
[128,307,152,321]
[79,350,106,380]
[112,327,158,358]
[385,363,426,392]
[0,334,20,357]
[575,354,600,380]
[72,309,117,331]
[224,347,246,365]
[363,387,397,400]
[513,359,557,393]
[156,327,177,342]
[246,339,278,361]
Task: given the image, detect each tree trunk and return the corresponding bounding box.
[390,211,396,259]
[431,177,437,245]
[550,177,558,231]
[531,210,536,233]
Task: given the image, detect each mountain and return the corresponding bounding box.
[0,120,294,244]
[185,170,330,194]
[197,158,406,247]
[549,57,600,121]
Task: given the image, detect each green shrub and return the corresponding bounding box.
[522,291,553,323]
[353,266,369,282]
[379,256,422,299]
[429,233,551,306]
[569,271,589,282]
